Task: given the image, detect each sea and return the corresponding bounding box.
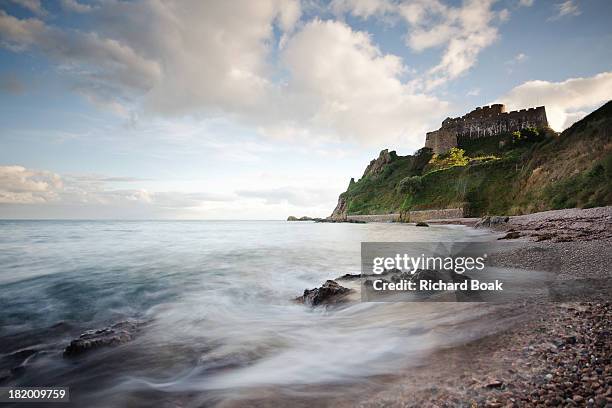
[0,220,516,407]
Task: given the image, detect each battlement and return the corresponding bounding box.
[425,104,548,154]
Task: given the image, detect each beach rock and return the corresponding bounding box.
[475,216,510,229]
[64,321,140,357]
[498,231,521,240]
[415,222,429,227]
[485,380,504,389]
[296,280,353,306]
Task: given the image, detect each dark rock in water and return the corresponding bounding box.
[314,218,366,224]
[475,215,510,228]
[336,273,362,281]
[296,280,352,306]
[498,231,521,240]
[64,321,140,357]
[415,222,429,227]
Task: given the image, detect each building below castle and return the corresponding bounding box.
[424,104,548,154]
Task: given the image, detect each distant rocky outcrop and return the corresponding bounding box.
[287,215,315,221]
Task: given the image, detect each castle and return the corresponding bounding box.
[424,104,548,154]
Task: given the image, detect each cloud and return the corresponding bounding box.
[0,10,162,95]
[512,53,527,63]
[236,186,338,206]
[497,71,612,130]
[0,165,234,210]
[7,0,46,17]
[398,0,500,89]
[1,1,450,146]
[466,88,480,96]
[60,0,95,13]
[505,52,527,73]
[548,0,581,21]
[0,165,63,204]
[518,0,534,7]
[281,19,448,146]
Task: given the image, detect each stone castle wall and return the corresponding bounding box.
[425,104,548,154]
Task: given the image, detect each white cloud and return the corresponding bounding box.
[281,19,448,146]
[549,0,581,21]
[236,186,338,206]
[60,0,95,13]
[0,1,482,147]
[398,0,500,89]
[519,0,534,7]
[498,71,612,130]
[498,8,510,22]
[0,165,233,210]
[0,166,63,204]
[466,88,480,96]
[505,52,527,73]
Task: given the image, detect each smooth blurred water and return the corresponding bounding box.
[0,220,512,407]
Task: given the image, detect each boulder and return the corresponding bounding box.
[475,216,510,228]
[415,222,429,227]
[64,321,140,357]
[295,280,353,306]
[498,231,521,240]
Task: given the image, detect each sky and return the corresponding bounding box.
[0,0,611,219]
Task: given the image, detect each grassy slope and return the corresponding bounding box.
[338,101,612,217]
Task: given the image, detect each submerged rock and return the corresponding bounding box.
[295,280,353,306]
[64,321,141,357]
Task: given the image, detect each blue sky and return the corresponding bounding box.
[0,0,611,219]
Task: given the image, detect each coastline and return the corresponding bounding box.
[359,206,612,407]
[287,206,611,407]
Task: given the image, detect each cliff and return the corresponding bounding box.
[330,101,612,219]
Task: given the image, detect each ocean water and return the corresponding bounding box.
[0,220,514,406]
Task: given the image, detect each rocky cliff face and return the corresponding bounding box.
[330,193,348,219]
[362,149,397,178]
[330,150,398,219]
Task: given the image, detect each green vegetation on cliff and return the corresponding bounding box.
[332,101,612,217]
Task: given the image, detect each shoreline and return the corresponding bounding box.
[363,206,612,406]
[288,206,612,407]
